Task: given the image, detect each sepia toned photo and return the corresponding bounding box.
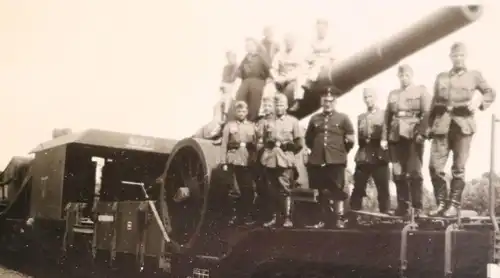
[0,1,499,277]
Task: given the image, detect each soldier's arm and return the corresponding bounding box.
[356,115,364,147]
[381,93,393,142]
[343,114,355,152]
[418,85,432,138]
[256,120,265,151]
[474,71,496,111]
[428,77,439,128]
[291,118,304,154]
[219,124,230,165]
[247,124,258,151]
[304,116,315,149]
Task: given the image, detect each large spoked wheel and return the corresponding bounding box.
[159,138,219,249]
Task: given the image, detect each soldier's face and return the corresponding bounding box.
[398,72,412,87]
[322,98,335,112]
[245,40,258,54]
[275,103,287,115]
[235,108,248,120]
[316,23,328,38]
[450,52,466,68]
[363,92,375,108]
[226,52,236,64]
[262,102,273,114]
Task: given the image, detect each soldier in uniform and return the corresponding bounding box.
[350,88,390,214]
[260,26,280,65]
[381,64,431,218]
[305,90,355,228]
[258,93,303,228]
[220,101,258,225]
[254,97,275,223]
[428,42,496,217]
[235,37,271,122]
[270,33,307,113]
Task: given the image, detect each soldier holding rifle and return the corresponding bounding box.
[428,42,496,217]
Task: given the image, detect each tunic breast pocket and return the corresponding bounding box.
[229,125,238,134]
[406,97,421,109]
[328,123,343,135]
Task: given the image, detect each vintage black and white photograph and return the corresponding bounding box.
[0,0,499,277]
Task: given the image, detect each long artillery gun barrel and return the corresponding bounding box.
[293,5,483,119]
[161,5,484,251]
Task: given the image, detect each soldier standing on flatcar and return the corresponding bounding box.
[381,64,432,218]
[428,42,496,217]
[235,37,271,122]
[350,88,390,215]
[254,97,275,223]
[305,90,355,229]
[258,93,303,228]
[220,101,258,226]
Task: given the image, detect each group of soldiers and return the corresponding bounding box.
[215,20,496,229]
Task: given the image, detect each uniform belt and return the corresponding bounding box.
[227,142,248,150]
[395,111,418,117]
[434,105,472,116]
[264,141,294,151]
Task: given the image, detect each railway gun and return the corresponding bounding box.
[1,5,499,278]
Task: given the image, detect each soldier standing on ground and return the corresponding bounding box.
[305,90,355,229]
[350,88,390,216]
[258,93,303,228]
[235,37,271,122]
[220,101,258,226]
[428,42,496,217]
[270,33,308,113]
[381,64,431,218]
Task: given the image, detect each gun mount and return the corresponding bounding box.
[159,5,484,253]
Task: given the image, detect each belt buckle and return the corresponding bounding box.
[239,142,246,148]
[446,106,453,112]
[365,138,370,143]
[397,111,405,117]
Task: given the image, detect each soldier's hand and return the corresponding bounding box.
[380,140,388,150]
[222,164,228,171]
[415,134,425,144]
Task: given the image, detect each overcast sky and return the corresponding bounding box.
[0,0,498,183]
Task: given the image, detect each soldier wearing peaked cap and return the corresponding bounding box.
[220,101,258,226]
[305,89,355,229]
[350,88,390,217]
[428,42,496,217]
[257,93,304,228]
[381,64,432,218]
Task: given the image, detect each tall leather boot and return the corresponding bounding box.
[443,178,465,218]
[393,180,410,217]
[410,178,426,218]
[429,178,449,217]
[334,200,345,229]
[283,196,293,228]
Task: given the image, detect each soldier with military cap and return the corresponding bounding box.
[257,93,304,228]
[428,42,496,217]
[381,64,431,218]
[305,89,355,228]
[220,101,258,225]
[350,88,390,215]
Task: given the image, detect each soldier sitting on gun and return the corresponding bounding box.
[270,33,308,114]
[305,90,355,229]
[428,42,496,217]
[220,101,258,226]
[300,18,337,108]
[258,93,303,228]
[349,88,390,221]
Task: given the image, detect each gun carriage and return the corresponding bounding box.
[1,5,498,278]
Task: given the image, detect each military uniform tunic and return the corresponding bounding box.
[429,68,496,206]
[305,111,355,201]
[220,120,258,220]
[271,48,307,101]
[382,84,431,210]
[351,108,390,212]
[235,53,270,122]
